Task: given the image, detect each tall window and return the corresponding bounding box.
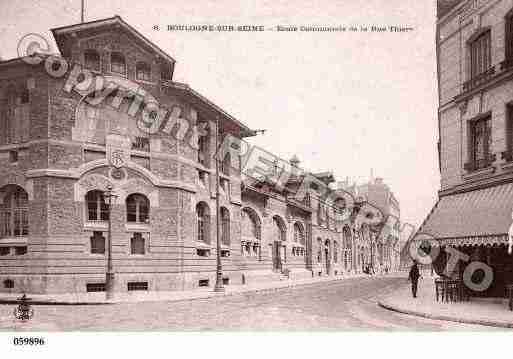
[3,85,30,145]
[196,202,210,243]
[0,185,28,238]
[84,49,100,72]
[506,12,513,62]
[130,232,145,255]
[220,207,230,246]
[160,63,172,81]
[136,62,151,82]
[111,52,126,76]
[197,122,209,166]
[294,222,305,245]
[221,153,231,176]
[126,194,150,223]
[334,241,339,263]
[86,190,109,221]
[90,231,105,254]
[470,116,492,170]
[507,104,513,155]
[470,30,491,79]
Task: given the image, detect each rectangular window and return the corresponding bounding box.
[470,31,491,79]
[90,232,106,254]
[506,15,513,62]
[506,104,513,157]
[9,150,18,163]
[127,281,148,291]
[0,247,10,256]
[198,279,209,287]
[86,283,106,292]
[131,136,150,152]
[14,246,27,255]
[470,116,492,170]
[130,233,145,255]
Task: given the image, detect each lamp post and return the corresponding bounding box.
[213,118,225,293]
[104,184,117,300]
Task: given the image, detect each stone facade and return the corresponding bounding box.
[0,16,386,294]
[437,0,513,193]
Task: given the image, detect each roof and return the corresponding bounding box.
[165,81,256,137]
[417,182,513,246]
[51,15,176,66]
[437,0,464,19]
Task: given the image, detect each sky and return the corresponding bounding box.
[0,0,440,228]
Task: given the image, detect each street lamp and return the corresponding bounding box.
[213,118,225,293]
[104,184,118,300]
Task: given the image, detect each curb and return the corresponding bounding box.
[0,275,374,306]
[378,299,513,329]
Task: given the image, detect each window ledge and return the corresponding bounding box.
[125,223,150,232]
[0,237,28,245]
[462,166,495,181]
[84,221,108,231]
[195,241,212,249]
[131,149,150,157]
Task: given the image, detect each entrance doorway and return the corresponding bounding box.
[325,240,330,275]
[272,241,282,272]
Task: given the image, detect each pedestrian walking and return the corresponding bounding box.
[408,260,421,298]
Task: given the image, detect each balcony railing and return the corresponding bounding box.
[464,153,496,172]
[462,66,496,92]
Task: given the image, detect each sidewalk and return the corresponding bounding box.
[378,276,513,329]
[0,272,389,305]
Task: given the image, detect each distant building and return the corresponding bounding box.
[337,176,401,273]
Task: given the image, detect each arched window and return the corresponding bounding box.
[220,207,230,246]
[136,62,151,82]
[272,216,286,241]
[196,202,210,243]
[0,185,29,238]
[86,190,109,221]
[242,207,261,241]
[84,49,100,72]
[111,52,126,76]
[126,194,150,223]
[293,222,305,245]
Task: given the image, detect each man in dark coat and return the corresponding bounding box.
[408,261,421,298]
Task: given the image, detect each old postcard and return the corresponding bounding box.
[0,0,512,357]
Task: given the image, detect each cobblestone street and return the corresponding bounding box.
[0,277,498,331]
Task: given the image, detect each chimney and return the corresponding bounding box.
[290,155,300,176]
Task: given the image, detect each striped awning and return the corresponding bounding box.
[418,182,513,247]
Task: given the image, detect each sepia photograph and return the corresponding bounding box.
[1,0,513,357]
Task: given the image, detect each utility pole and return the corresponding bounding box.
[213,118,224,293]
[81,0,85,23]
